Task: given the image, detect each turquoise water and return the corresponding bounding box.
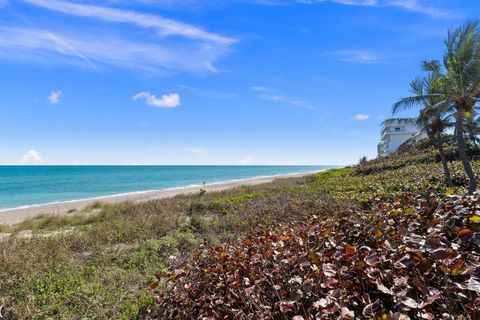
[0,165,333,210]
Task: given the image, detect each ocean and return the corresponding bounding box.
[0,165,333,210]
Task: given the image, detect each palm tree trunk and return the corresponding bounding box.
[456,110,477,194]
[436,132,453,187]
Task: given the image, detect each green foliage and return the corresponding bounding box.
[304,167,353,187]
[225,192,263,203]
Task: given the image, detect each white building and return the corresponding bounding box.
[377,118,427,157]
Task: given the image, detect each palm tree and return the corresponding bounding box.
[440,21,480,193]
[417,106,454,187]
[393,21,480,194]
[393,69,454,186]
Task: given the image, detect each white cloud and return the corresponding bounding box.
[21,149,43,164]
[104,0,288,7]
[353,113,370,121]
[178,147,208,155]
[331,50,381,64]
[238,156,253,165]
[0,26,230,74]
[23,0,235,45]
[121,0,450,16]
[0,1,235,74]
[133,92,181,108]
[48,90,62,104]
[298,0,451,18]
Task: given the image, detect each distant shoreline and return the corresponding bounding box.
[0,170,325,225]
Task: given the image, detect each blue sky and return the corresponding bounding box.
[0,0,478,165]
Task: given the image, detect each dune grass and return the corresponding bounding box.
[0,176,337,319]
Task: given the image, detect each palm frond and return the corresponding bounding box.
[392,94,444,115]
[392,96,426,115]
[409,77,424,96]
[421,60,441,73]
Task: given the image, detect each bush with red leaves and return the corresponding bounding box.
[152,192,479,319]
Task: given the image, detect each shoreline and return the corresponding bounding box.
[0,170,323,225]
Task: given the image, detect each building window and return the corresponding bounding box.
[395,127,401,132]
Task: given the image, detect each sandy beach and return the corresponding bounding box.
[0,171,318,225]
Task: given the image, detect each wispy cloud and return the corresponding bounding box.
[297,0,452,18]
[23,0,235,45]
[249,0,289,5]
[352,113,370,121]
[114,0,289,7]
[44,31,98,70]
[0,26,229,73]
[21,149,43,164]
[0,28,102,70]
[133,92,181,108]
[69,0,451,18]
[48,90,62,104]
[250,86,314,109]
[250,86,269,92]
[260,94,312,108]
[330,50,382,64]
[0,1,235,74]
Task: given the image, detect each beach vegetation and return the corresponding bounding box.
[0,140,479,318]
[153,142,480,319]
[225,192,263,203]
[0,174,334,318]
